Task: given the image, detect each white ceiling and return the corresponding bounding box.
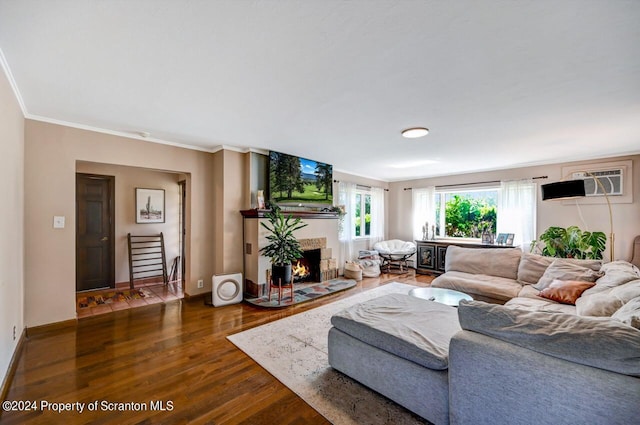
[1,1,639,181]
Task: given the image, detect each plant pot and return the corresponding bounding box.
[271,263,292,285]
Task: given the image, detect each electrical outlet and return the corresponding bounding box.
[13,325,16,340]
[197,279,204,289]
[53,216,65,228]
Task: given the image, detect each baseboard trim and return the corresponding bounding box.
[1,327,26,402]
[184,291,207,301]
[26,318,77,337]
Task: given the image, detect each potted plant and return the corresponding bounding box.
[260,209,308,284]
[531,225,606,260]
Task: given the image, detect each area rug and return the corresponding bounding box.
[244,278,357,308]
[227,281,429,425]
[77,288,154,308]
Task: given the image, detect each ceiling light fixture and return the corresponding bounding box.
[401,127,429,138]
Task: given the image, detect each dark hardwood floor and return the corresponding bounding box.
[2,272,432,425]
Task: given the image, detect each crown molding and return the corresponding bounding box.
[25,114,224,153]
[210,144,251,154]
[0,47,27,116]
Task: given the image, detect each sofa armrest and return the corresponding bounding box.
[448,330,640,425]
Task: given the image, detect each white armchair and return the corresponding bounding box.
[372,239,417,274]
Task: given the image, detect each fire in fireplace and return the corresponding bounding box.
[292,260,310,282]
[292,248,321,283]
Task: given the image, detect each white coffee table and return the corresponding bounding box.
[408,287,473,307]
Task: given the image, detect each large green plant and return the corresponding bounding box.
[532,226,606,260]
[259,209,308,265]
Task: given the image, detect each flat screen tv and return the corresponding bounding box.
[268,151,333,209]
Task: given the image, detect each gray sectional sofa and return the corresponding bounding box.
[328,246,640,424]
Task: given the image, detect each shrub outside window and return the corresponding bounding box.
[435,188,498,239]
[355,191,371,237]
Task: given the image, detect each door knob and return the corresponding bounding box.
[101,236,108,241]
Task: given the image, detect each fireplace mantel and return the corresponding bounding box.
[240,209,339,219]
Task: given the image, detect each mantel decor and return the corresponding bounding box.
[135,188,165,223]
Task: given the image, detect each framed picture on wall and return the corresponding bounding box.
[136,188,165,223]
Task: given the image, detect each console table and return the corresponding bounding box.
[415,239,514,275]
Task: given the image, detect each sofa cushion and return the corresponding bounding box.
[445,246,522,280]
[577,279,640,317]
[533,259,603,291]
[505,296,577,314]
[517,253,554,285]
[576,291,625,317]
[331,293,460,370]
[431,271,521,301]
[458,300,640,376]
[609,279,640,303]
[538,279,596,305]
[612,297,640,329]
[596,261,640,288]
[516,284,542,299]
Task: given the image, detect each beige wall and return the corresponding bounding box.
[212,151,225,274]
[222,150,247,274]
[389,155,640,262]
[0,63,25,389]
[75,162,182,284]
[211,149,248,276]
[24,120,216,327]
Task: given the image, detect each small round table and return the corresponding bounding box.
[408,287,473,307]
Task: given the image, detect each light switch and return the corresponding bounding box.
[53,216,65,229]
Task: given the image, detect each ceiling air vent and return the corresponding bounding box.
[572,169,623,196]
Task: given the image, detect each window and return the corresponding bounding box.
[413,181,536,247]
[435,188,498,239]
[354,190,371,237]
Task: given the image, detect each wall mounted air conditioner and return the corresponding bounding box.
[572,168,623,197]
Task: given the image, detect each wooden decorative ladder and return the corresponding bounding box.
[127,233,169,289]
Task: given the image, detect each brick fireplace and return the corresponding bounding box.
[241,209,341,298]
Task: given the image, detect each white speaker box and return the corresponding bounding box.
[212,273,243,307]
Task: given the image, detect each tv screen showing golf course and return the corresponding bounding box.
[268,150,333,208]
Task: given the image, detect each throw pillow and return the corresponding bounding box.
[612,297,640,329]
[517,253,554,285]
[533,260,603,291]
[609,279,640,303]
[600,260,640,276]
[595,261,640,288]
[575,291,624,317]
[538,279,595,305]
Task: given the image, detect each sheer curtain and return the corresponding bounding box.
[412,187,436,241]
[370,187,385,244]
[497,180,537,251]
[337,181,357,265]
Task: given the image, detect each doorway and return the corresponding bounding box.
[76,173,115,291]
[178,180,187,285]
